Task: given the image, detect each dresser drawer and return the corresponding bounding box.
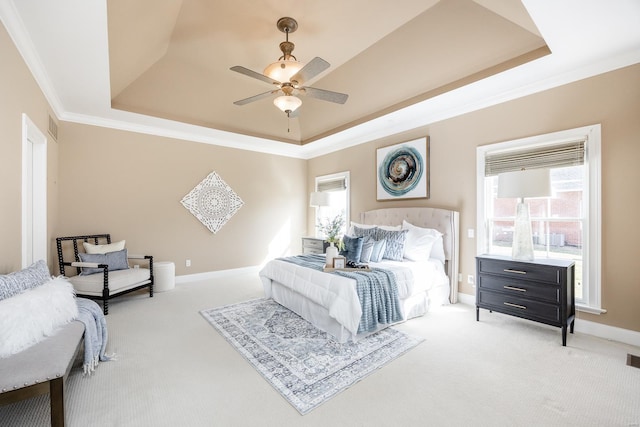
[477,275,560,303]
[477,258,561,284]
[302,238,325,251]
[478,290,560,323]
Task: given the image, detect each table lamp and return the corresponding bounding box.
[498,168,551,261]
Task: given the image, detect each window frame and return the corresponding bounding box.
[476,125,604,314]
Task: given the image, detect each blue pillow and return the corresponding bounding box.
[369,239,387,263]
[78,249,129,276]
[376,228,409,261]
[353,226,378,240]
[340,235,364,263]
[359,236,375,263]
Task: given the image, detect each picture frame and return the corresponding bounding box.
[376,136,430,201]
[332,256,346,269]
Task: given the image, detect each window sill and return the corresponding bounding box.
[576,304,607,315]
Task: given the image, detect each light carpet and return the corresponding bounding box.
[200,298,423,414]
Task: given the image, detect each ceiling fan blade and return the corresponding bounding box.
[230,66,281,86]
[290,57,330,84]
[300,86,349,104]
[233,90,278,106]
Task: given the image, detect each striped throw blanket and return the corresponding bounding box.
[278,254,403,333]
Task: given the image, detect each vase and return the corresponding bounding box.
[325,242,339,266]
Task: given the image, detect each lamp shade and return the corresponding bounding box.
[264,60,304,83]
[273,95,302,113]
[309,191,330,207]
[498,168,551,199]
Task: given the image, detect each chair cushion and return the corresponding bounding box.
[69,268,151,296]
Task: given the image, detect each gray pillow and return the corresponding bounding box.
[376,229,409,261]
[79,249,129,276]
[340,235,364,263]
[0,260,51,301]
[353,226,378,240]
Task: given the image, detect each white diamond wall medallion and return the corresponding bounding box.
[181,171,244,233]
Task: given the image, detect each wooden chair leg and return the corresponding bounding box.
[49,377,65,427]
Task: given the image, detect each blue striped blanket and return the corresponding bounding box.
[278,254,403,333]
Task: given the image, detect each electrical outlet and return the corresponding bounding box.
[186,259,191,267]
[467,275,475,285]
[458,273,462,282]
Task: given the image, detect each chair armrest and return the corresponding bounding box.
[70,261,108,269]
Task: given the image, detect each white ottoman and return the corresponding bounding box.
[153,261,175,292]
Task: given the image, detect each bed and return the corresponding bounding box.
[259,207,460,343]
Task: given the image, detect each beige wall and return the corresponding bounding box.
[2,17,639,333]
[0,23,59,273]
[308,63,640,332]
[56,123,307,276]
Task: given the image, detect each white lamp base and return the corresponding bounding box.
[512,202,535,261]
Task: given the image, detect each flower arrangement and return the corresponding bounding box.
[316,213,345,250]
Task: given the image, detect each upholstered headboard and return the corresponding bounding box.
[360,207,460,303]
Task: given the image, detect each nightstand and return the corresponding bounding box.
[301,237,329,255]
[476,254,575,346]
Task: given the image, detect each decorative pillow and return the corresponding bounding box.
[353,225,378,240]
[402,220,445,262]
[348,222,377,236]
[83,240,126,254]
[0,260,51,301]
[359,236,375,263]
[376,228,409,261]
[340,235,364,263]
[369,239,387,263]
[78,249,129,276]
[402,220,442,262]
[0,276,78,358]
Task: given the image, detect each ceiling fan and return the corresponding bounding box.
[230,17,348,118]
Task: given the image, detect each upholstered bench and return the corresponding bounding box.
[0,321,84,427]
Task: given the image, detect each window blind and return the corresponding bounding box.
[485,140,586,176]
[317,177,347,192]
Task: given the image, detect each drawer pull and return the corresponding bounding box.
[503,268,527,275]
[504,302,527,310]
[503,285,526,292]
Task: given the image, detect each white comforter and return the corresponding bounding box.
[259,258,449,338]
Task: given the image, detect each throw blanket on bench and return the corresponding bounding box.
[76,298,113,374]
[278,254,403,333]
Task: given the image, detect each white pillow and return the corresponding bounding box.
[0,276,78,358]
[402,220,444,262]
[83,240,126,254]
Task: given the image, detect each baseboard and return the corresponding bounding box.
[456,292,640,348]
[175,265,261,284]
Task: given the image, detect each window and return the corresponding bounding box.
[314,172,350,238]
[476,125,604,313]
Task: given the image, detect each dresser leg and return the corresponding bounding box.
[562,326,567,346]
[570,319,575,334]
[476,306,479,321]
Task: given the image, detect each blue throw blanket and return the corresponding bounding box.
[76,298,113,374]
[278,254,403,333]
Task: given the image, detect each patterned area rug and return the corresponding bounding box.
[200,298,424,415]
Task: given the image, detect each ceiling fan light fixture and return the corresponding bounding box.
[273,95,302,113]
[263,60,304,83]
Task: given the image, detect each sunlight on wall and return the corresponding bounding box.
[261,217,292,266]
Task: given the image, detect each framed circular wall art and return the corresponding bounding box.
[376,137,430,201]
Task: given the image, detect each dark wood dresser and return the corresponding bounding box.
[476,254,575,346]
